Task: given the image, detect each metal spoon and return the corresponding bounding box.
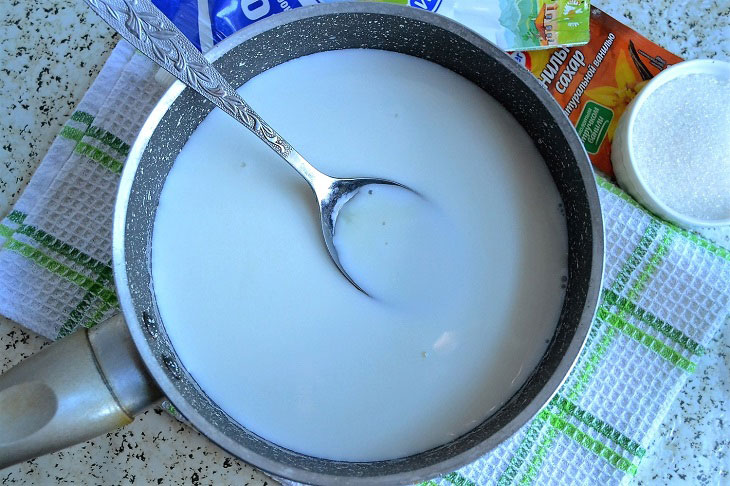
[85,0,410,293]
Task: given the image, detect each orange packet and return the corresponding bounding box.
[510,7,683,176]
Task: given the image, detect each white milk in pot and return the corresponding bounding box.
[151,49,568,461]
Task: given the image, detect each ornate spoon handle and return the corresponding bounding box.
[85,0,298,160]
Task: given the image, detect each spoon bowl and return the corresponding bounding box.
[316,177,411,294]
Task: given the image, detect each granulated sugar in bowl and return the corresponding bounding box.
[612,59,730,228]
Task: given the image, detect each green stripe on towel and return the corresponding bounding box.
[70,110,94,125]
[1,211,118,337]
[625,229,674,301]
[597,308,696,372]
[74,141,124,174]
[552,395,646,458]
[603,289,706,356]
[444,472,477,486]
[86,125,130,155]
[59,110,128,173]
[6,210,26,225]
[68,110,130,155]
[0,224,13,240]
[5,211,113,279]
[58,264,116,338]
[3,236,118,306]
[539,409,638,475]
[60,125,85,142]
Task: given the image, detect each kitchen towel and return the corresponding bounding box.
[1,40,729,485]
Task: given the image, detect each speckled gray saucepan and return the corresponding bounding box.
[0,3,603,484]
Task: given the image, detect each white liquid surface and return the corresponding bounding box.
[152,49,568,461]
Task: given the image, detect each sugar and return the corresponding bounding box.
[632,73,730,221]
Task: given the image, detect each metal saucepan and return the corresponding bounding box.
[0,3,603,484]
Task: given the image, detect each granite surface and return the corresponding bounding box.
[0,0,118,216]
[1,0,729,484]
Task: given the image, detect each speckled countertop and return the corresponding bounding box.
[1,0,729,484]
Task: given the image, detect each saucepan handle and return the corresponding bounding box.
[0,313,162,468]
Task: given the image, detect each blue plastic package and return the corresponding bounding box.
[150,0,444,52]
[151,0,325,51]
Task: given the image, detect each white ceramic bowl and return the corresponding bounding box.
[611,59,730,228]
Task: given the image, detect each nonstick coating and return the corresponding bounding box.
[114,3,603,485]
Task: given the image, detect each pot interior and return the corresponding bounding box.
[118,4,602,484]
